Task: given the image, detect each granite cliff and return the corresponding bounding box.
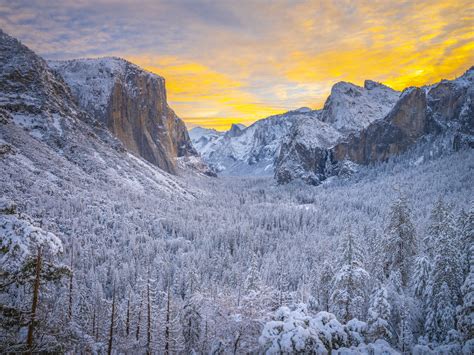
[276,67,474,184]
[50,58,196,174]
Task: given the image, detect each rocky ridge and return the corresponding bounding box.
[50,57,197,174]
[276,67,474,184]
[0,29,196,198]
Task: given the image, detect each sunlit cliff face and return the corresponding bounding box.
[2,0,473,130]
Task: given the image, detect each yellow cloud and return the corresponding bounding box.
[126,55,285,130]
[127,0,473,130]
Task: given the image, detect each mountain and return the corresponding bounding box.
[191,80,400,178]
[190,109,317,176]
[320,80,400,133]
[49,57,196,174]
[0,29,195,199]
[276,68,474,184]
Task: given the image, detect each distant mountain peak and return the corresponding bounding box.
[321,78,400,133]
[225,123,245,138]
[364,79,394,91]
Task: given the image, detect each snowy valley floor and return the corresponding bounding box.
[1,147,473,353]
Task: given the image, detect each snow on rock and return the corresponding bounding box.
[50,57,198,174]
[0,29,197,201]
[49,57,132,118]
[320,80,400,134]
[276,67,474,185]
[190,109,319,176]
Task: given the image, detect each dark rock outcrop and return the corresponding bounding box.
[0,30,77,118]
[330,87,428,165]
[50,58,197,174]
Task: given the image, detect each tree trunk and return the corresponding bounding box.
[92,307,96,341]
[68,244,74,321]
[107,285,116,355]
[136,298,142,341]
[147,282,151,354]
[165,286,170,355]
[27,247,42,352]
[126,293,130,337]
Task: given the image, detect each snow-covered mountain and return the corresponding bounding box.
[192,81,400,177]
[276,67,474,184]
[1,29,473,354]
[189,67,472,184]
[49,57,197,174]
[319,80,400,133]
[190,109,318,176]
[0,29,196,199]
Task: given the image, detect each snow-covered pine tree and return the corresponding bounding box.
[412,255,431,299]
[457,207,473,279]
[245,252,262,294]
[457,244,474,349]
[398,304,414,354]
[424,200,463,343]
[158,285,184,354]
[182,294,202,353]
[330,229,370,323]
[367,286,392,342]
[383,195,417,288]
[318,261,333,312]
[0,201,70,352]
[277,261,291,307]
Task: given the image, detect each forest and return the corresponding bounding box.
[1,146,472,354]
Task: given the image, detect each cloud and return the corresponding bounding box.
[1,0,472,129]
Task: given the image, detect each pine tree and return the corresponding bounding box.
[383,196,417,288]
[245,252,262,293]
[107,285,116,355]
[398,305,413,354]
[182,294,201,353]
[413,255,431,299]
[277,262,291,307]
[425,201,463,343]
[318,262,333,312]
[0,206,70,352]
[367,286,392,342]
[457,244,474,344]
[457,207,474,279]
[330,230,370,322]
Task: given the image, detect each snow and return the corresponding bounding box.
[190,109,319,176]
[1,208,63,272]
[335,339,400,354]
[49,57,164,120]
[260,306,400,354]
[1,29,473,354]
[321,80,400,133]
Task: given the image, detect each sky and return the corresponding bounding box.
[1,0,473,130]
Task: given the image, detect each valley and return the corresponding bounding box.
[0,28,473,354]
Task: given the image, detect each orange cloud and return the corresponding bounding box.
[4,0,471,130]
[128,1,473,129]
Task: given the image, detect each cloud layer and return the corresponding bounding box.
[1,0,472,130]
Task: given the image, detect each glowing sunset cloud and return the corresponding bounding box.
[1,0,472,130]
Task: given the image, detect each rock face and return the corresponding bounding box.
[330,87,428,165]
[276,67,474,185]
[0,30,77,118]
[50,58,196,174]
[275,81,400,184]
[0,30,195,198]
[320,80,400,133]
[190,109,316,176]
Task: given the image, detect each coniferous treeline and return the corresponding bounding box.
[1,150,472,353]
